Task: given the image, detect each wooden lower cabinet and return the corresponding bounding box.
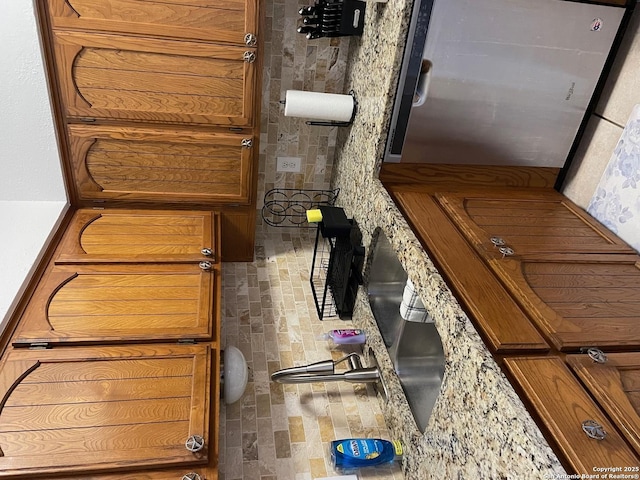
[384,169,640,473]
[567,352,640,457]
[0,208,223,478]
[0,344,214,479]
[12,263,217,346]
[56,208,221,263]
[504,356,639,473]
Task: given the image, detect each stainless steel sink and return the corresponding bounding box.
[367,229,445,432]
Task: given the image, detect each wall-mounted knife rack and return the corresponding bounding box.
[297,0,366,40]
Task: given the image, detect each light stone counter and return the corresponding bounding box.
[330,1,567,478]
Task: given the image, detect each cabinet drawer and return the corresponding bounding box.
[52,30,256,126]
[68,124,254,205]
[46,0,259,45]
[504,356,639,474]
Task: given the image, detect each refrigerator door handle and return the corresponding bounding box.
[413,59,432,107]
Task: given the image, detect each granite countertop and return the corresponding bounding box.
[330,1,568,478]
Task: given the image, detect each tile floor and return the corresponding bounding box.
[219,224,404,480]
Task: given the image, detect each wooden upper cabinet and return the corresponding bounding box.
[67,125,254,205]
[12,263,217,346]
[0,344,212,478]
[567,352,640,458]
[46,0,259,45]
[52,30,256,126]
[56,209,221,263]
[437,190,634,256]
[504,356,639,474]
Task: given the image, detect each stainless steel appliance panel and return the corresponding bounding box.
[386,0,625,166]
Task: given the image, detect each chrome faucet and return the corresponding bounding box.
[270,353,380,384]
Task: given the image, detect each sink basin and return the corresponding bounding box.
[367,228,445,432]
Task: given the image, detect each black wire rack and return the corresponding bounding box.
[261,188,340,227]
[310,220,364,320]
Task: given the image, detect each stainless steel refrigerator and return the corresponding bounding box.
[384,0,628,167]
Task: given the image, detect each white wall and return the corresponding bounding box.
[0,3,67,322]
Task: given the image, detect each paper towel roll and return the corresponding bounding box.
[284,90,354,122]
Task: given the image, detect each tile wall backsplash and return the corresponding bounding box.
[258,0,352,208]
[219,225,404,480]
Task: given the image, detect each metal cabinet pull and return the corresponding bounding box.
[185,435,205,452]
[490,236,506,246]
[244,33,257,46]
[201,247,213,257]
[199,261,213,271]
[587,348,607,364]
[581,420,606,440]
[243,51,256,63]
[498,246,514,258]
[182,473,202,480]
[241,138,253,148]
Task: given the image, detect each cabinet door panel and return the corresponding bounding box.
[48,0,258,45]
[0,344,211,478]
[504,356,639,474]
[67,125,253,204]
[12,264,217,346]
[438,191,633,255]
[392,191,549,352]
[568,352,640,457]
[490,254,640,351]
[53,30,255,126]
[57,208,220,263]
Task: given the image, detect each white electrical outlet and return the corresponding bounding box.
[276,157,302,173]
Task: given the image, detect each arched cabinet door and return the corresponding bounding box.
[46,0,259,46]
[0,344,213,478]
[56,209,221,264]
[437,190,634,256]
[66,126,253,206]
[487,253,640,352]
[11,263,217,346]
[51,30,256,127]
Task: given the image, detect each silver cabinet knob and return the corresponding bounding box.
[185,435,205,452]
[587,348,607,364]
[498,246,514,258]
[199,261,213,271]
[201,247,213,257]
[241,138,253,148]
[243,51,256,63]
[581,420,606,440]
[490,236,506,246]
[244,33,257,46]
[182,473,202,480]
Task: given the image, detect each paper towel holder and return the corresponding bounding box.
[280,90,357,127]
